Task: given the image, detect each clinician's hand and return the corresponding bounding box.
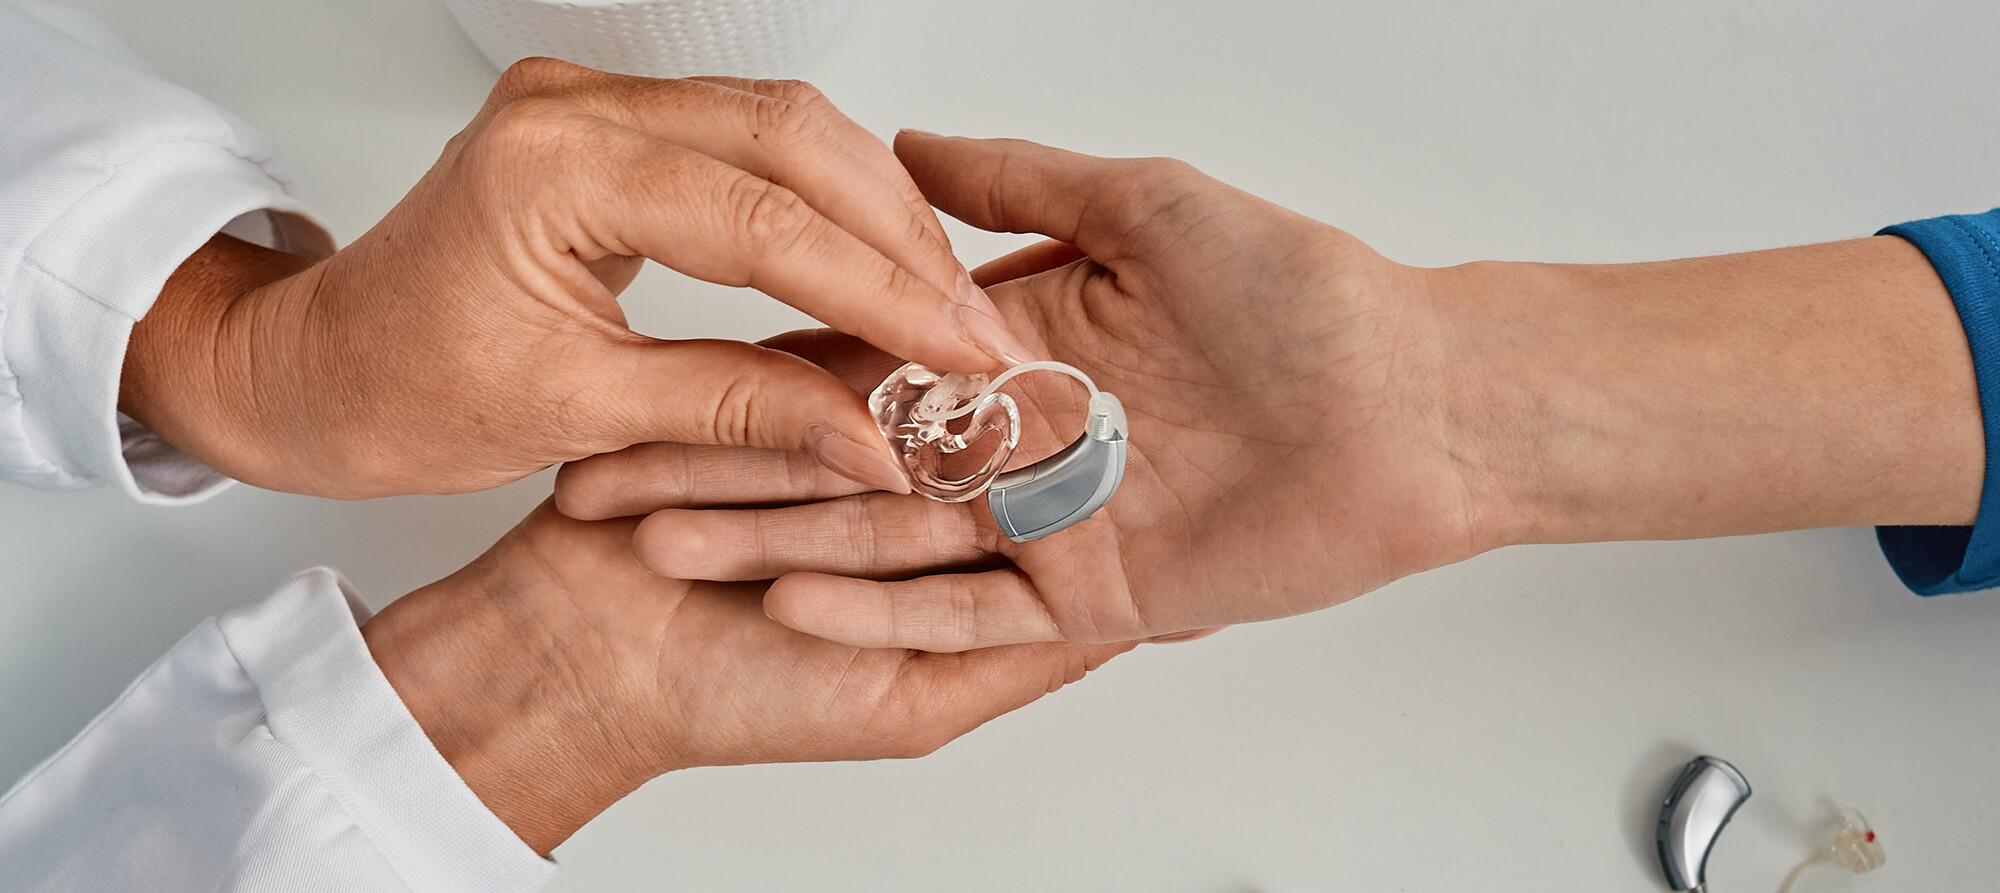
[361,500,1131,855]
[558,132,1493,648]
[119,60,1031,499]
[557,133,1985,649]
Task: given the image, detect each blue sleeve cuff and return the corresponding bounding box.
[1877,210,2000,594]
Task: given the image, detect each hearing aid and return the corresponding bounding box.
[1658,756,1752,893]
[868,361,1127,542]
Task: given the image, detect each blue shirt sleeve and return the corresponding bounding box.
[1877,210,2000,594]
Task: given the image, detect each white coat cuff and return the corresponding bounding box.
[11,141,332,504]
[221,569,559,892]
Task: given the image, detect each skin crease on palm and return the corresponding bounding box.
[557,130,1986,652]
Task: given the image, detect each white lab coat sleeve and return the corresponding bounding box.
[0,0,335,504]
[0,568,559,893]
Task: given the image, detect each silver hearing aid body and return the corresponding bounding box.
[987,392,1127,541]
[869,362,1128,542]
[1657,755,1752,893]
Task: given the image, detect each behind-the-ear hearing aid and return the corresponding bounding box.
[1653,754,1884,893]
[1658,756,1752,892]
[869,361,1127,542]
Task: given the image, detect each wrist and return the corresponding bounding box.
[1424,239,1983,548]
[1420,258,1589,550]
[360,551,658,855]
[1393,260,1542,555]
[120,233,314,483]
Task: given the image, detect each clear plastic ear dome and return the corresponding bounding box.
[868,363,1022,502]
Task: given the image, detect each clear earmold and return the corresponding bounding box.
[868,360,1102,503]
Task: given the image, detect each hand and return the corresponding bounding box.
[559,134,1984,650]
[360,499,1130,855]
[120,60,1033,499]
[556,132,1497,649]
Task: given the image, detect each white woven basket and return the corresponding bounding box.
[440,0,853,79]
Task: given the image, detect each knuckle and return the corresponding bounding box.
[1099,156,1206,235]
[901,206,943,254]
[861,258,919,307]
[778,447,826,493]
[665,445,701,503]
[731,177,815,253]
[708,374,759,446]
[1128,155,1198,186]
[877,264,933,320]
[746,94,819,149]
[938,574,982,642]
[477,96,594,168]
[952,508,1001,555]
[760,78,827,107]
[1048,653,1093,693]
[493,56,589,101]
[704,348,789,445]
[839,497,882,566]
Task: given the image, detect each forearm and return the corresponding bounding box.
[1433,235,1983,547]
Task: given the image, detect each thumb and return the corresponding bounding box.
[589,339,912,495]
[893,131,1200,258]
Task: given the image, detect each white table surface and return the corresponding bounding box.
[7,1,2000,890]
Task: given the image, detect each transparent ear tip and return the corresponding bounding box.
[1829,808,1885,874]
[869,362,1021,502]
[873,360,1127,504]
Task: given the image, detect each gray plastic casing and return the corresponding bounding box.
[985,393,1127,542]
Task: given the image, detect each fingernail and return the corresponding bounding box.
[1145,626,1226,645]
[952,270,1036,366]
[805,425,912,495]
[899,128,943,138]
[954,267,1000,314]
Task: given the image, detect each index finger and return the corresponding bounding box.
[894,131,1209,261]
[514,116,1020,371]
[685,77,963,287]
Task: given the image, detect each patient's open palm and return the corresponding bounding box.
[558,134,1492,649]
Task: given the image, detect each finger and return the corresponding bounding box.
[490,65,959,287]
[633,493,993,581]
[510,112,1027,371]
[555,441,871,520]
[493,64,962,287]
[546,76,1037,367]
[756,328,903,393]
[894,131,1204,259]
[582,338,912,494]
[765,569,1068,651]
[578,77,968,301]
[556,327,899,521]
[880,639,1136,757]
[970,239,1085,288]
